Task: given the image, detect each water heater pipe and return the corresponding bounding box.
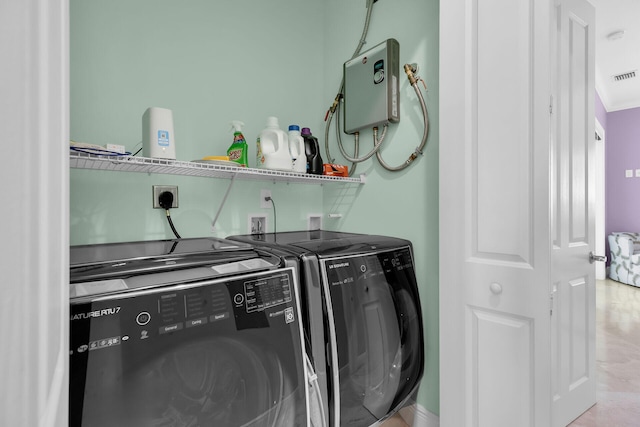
[375,64,429,171]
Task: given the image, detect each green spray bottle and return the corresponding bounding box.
[227,120,248,167]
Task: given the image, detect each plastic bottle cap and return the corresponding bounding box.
[266,116,279,128]
[301,127,311,136]
[289,125,300,131]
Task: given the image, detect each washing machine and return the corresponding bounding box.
[228,231,424,427]
[69,237,312,427]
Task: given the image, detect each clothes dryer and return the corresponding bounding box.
[69,237,311,427]
[228,231,424,427]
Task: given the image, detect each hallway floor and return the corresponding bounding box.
[569,279,640,426]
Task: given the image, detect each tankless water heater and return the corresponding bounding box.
[343,38,400,134]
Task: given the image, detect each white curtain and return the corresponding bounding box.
[0,0,69,426]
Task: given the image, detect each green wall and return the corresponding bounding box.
[70,0,439,415]
[70,0,328,243]
[322,0,440,415]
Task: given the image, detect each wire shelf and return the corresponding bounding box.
[69,152,364,184]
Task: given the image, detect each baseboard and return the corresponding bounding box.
[400,404,440,427]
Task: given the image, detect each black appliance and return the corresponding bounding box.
[228,230,424,427]
[69,237,310,427]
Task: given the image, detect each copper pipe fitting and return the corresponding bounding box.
[404,63,418,85]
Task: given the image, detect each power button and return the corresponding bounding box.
[136,311,151,326]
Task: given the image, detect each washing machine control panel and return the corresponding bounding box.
[69,267,306,427]
[70,268,297,356]
[241,273,292,313]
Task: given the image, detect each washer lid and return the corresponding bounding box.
[69,237,279,285]
[71,237,251,266]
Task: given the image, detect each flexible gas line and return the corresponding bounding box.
[335,125,387,164]
[376,64,429,171]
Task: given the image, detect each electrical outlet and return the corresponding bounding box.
[260,189,272,208]
[249,215,267,234]
[153,185,178,208]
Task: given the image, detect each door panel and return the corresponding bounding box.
[472,309,533,426]
[475,0,532,264]
[440,0,552,425]
[551,0,596,425]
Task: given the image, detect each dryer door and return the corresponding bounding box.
[320,246,424,426]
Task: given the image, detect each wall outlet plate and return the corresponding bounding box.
[260,189,272,208]
[152,185,178,208]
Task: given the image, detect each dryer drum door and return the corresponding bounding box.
[321,248,424,426]
[343,276,401,417]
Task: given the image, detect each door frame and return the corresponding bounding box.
[1,0,70,425]
[595,118,606,280]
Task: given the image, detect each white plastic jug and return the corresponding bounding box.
[257,116,292,171]
[288,124,306,173]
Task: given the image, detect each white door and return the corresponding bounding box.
[440,0,595,425]
[1,0,69,425]
[440,0,553,425]
[550,0,597,425]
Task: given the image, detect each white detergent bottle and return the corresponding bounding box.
[288,124,306,173]
[257,116,292,171]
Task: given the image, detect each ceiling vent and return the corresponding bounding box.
[612,70,637,82]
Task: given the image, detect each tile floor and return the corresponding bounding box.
[381,412,410,427]
[568,279,640,427]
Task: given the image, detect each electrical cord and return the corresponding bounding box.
[159,191,182,239]
[165,211,181,239]
[70,146,132,156]
[132,141,143,156]
[305,352,327,427]
[266,196,277,235]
